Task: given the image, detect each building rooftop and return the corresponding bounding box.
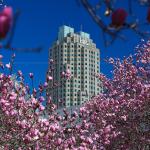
[58,25,90,41]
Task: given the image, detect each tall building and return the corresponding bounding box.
[47,25,101,108]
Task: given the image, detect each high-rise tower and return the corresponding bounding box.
[47,25,101,108]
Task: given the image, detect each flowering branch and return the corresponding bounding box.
[80,0,150,46]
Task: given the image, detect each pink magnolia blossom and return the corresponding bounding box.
[47,75,53,81]
[111,8,127,28]
[5,63,11,69]
[29,72,34,78]
[17,70,23,77]
[0,7,13,39]
[147,7,150,23]
[0,54,3,59]
[49,59,54,63]
[44,82,48,87]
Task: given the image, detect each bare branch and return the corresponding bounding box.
[80,0,126,41]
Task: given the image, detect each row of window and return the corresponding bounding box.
[51,91,100,100]
[52,46,99,55]
[60,44,82,48]
[60,54,99,60]
[53,53,99,60]
[52,57,99,64]
[63,84,88,88]
[62,58,99,63]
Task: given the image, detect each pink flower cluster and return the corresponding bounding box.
[0,40,149,149]
[61,69,72,80]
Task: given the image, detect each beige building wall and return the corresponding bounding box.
[48,25,102,108]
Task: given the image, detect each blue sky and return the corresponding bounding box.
[0,0,149,87]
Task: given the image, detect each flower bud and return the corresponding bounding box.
[147,8,150,23]
[47,75,53,81]
[111,8,127,28]
[29,73,34,78]
[5,63,11,69]
[0,7,13,39]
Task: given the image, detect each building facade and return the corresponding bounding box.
[47,25,101,108]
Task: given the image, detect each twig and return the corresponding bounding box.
[5,10,20,48]
[5,46,42,52]
[80,0,126,41]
